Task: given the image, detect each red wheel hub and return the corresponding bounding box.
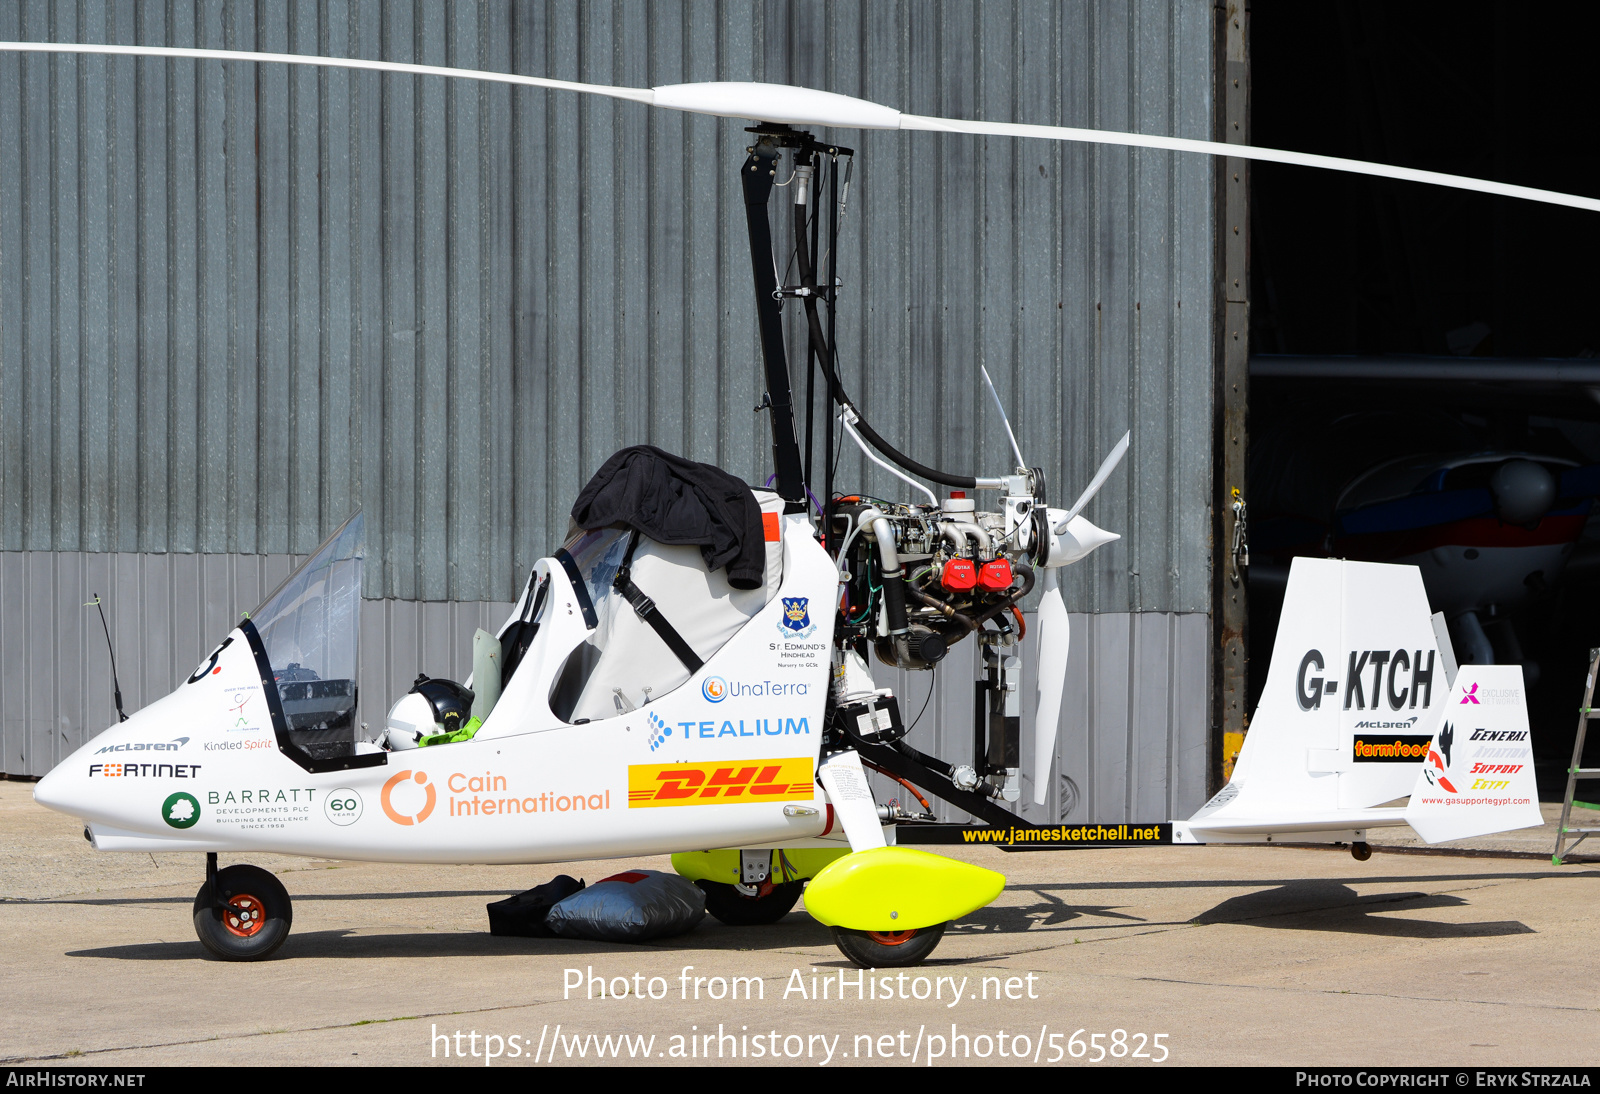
[222,893,266,938]
[866,929,916,946]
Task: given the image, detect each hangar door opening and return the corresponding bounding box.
[1246,4,1600,799]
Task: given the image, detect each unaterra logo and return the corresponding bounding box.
[382,769,437,825]
[627,758,813,808]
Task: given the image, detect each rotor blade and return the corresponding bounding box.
[6,43,1598,214]
[0,41,656,104]
[899,113,1600,215]
[1031,570,1070,806]
[1060,431,1131,527]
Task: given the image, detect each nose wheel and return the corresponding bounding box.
[193,854,293,960]
[830,922,947,968]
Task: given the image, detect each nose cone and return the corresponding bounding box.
[1491,459,1556,525]
[33,757,82,816]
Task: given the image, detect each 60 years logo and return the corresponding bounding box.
[324,787,363,826]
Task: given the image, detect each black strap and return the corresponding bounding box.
[553,548,598,629]
[613,530,704,674]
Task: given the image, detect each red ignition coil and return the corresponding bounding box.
[978,557,1014,591]
[941,557,978,591]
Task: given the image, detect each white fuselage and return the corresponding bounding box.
[35,515,845,865]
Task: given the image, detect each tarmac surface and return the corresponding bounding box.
[2,780,1597,1068]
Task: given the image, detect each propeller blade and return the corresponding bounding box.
[6,43,1599,214]
[1031,570,1070,806]
[1060,431,1131,527]
[979,365,1027,471]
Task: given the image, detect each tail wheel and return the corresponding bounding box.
[697,879,805,926]
[830,922,947,968]
[193,864,293,961]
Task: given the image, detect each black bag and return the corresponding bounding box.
[486,874,586,937]
[544,869,706,942]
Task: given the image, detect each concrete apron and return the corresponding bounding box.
[2,783,1597,1067]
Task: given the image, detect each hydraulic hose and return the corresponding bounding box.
[793,196,979,491]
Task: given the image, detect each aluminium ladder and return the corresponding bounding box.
[1553,646,1600,864]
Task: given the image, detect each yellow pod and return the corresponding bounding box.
[803,846,1005,931]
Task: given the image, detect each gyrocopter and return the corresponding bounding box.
[18,40,1576,966]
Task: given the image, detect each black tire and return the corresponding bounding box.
[830,922,947,968]
[697,879,804,926]
[193,864,293,961]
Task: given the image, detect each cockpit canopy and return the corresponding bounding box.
[247,512,370,769]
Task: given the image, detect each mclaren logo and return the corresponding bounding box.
[627,758,813,808]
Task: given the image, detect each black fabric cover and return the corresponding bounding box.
[486,874,586,938]
[570,446,766,590]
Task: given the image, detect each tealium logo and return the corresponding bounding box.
[647,711,672,752]
[381,769,436,825]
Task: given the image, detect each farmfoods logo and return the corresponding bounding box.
[162,791,200,829]
[1352,735,1431,762]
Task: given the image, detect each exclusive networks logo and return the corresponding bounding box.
[702,676,728,703]
[382,769,437,825]
[1461,681,1520,706]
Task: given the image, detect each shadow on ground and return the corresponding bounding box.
[1190,879,1533,938]
[64,915,837,962]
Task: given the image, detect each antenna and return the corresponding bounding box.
[85,594,127,722]
[979,364,1027,471]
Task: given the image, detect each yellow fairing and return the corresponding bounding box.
[803,846,1005,931]
[671,847,849,885]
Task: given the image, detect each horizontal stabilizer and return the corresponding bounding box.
[1178,808,1408,839]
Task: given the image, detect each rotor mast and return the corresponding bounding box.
[741,130,808,511]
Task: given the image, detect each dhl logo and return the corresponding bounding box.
[627,757,814,808]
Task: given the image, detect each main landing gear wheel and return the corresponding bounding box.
[830,922,947,968]
[193,864,293,961]
[697,879,805,926]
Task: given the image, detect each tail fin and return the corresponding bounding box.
[1403,664,1541,843]
[1178,557,1449,842]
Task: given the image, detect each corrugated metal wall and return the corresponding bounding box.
[0,547,1204,820]
[0,550,513,776]
[0,0,1214,610]
[0,2,1217,814]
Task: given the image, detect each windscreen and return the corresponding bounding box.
[562,526,630,623]
[251,512,363,732]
